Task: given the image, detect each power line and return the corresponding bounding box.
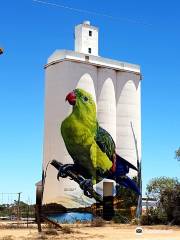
[32,0,152,27]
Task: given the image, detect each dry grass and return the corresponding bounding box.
[90,217,105,227]
[0,236,14,240]
[44,229,58,235]
[61,225,73,234]
[0,222,180,240]
[0,223,36,230]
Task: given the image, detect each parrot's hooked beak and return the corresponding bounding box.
[65,91,76,105]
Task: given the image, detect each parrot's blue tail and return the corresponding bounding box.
[109,154,141,195]
[117,176,141,195]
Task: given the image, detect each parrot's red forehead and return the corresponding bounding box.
[66,91,76,105]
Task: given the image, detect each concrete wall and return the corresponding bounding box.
[42,60,141,206]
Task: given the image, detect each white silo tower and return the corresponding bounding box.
[42,21,141,208]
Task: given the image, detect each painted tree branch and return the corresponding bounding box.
[51,159,103,203]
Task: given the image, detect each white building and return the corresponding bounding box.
[42,21,141,207]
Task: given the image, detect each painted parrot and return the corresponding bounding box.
[58,88,140,196]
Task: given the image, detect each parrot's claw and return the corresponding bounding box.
[79,179,93,198]
[57,164,74,180]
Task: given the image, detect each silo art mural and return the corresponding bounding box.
[40,21,142,220]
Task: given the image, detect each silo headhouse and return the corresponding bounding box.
[41,21,141,212]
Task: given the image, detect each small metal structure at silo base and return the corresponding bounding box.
[103,180,115,221]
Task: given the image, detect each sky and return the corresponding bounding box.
[0,0,180,203]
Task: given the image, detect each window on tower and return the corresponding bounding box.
[88,48,91,54]
[89,30,92,36]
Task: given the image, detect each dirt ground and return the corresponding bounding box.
[0,223,180,240]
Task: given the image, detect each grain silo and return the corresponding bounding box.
[41,21,141,212]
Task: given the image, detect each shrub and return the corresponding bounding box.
[113,213,130,224]
[141,208,168,225]
[131,218,139,225]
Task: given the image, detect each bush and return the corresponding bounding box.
[141,215,152,225]
[131,218,139,225]
[141,208,168,225]
[113,213,130,224]
[146,177,180,225]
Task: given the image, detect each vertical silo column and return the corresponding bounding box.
[43,60,99,207]
[42,62,76,204]
[97,68,116,143]
[116,71,141,176]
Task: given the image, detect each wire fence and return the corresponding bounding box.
[0,193,35,221]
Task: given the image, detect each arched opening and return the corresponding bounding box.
[76,73,96,103]
[116,80,140,174]
[97,78,116,143]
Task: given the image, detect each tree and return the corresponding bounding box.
[146,177,180,224]
[146,177,179,200]
[160,184,180,223]
[175,147,180,161]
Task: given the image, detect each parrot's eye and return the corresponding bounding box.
[82,96,88,102]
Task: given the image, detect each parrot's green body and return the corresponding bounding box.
[61,89,113,184]
[59,88,140,196]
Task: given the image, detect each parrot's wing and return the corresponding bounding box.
[116,154,138,172]
[95,125,138,172]
[95,125,115,160]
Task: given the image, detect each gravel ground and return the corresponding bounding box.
[0,223,179,240]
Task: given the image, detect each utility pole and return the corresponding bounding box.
[17,192,22,221]
[130,122,142,222]
[36,182,43,232]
